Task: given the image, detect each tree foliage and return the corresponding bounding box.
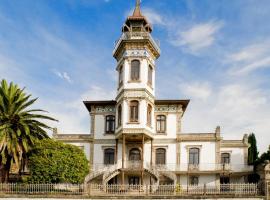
[248,133,259,165]
[27,139,89,184]
[0,79,56,182]
[257,146,270,164]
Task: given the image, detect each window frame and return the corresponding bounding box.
[189,148,200,165]
[189,176,199,185]
[105,115,115,134]
[129,100,139,122]
[221,153,230,164]
[148,65,153,86]
[104,148,115,165]
[129,148,141,161]
[156,115,166,133]
[117,105,122,127]
[155,148,166,165]
[118,65,123,87]
[147,104,152,126]
[130,60,140,81]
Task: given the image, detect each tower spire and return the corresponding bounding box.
[132,0,142,17]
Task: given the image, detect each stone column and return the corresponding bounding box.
[121,134,126,185]
[141,134,145,185]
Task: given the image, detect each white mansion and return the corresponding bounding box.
[54,1,253,186]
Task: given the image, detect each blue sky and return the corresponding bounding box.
[0,0,270,152]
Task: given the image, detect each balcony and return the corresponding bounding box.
[113,32,161,55]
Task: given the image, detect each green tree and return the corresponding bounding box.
[258,145,270,164]
[0,79,56,182]
[248,133,259,165]
[27,139,89,184]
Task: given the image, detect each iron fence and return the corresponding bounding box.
[0,183,260,197]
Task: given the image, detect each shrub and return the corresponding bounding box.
[27,139,89,184]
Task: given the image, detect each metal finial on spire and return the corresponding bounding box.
[132,0,142,17]
[136,0,141,7]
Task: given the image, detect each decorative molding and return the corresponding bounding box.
[94,139,116,144]
[94,106,116,113]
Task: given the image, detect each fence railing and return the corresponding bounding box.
[0,183,260,197]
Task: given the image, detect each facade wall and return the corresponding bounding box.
[179,174,217,186]
[180,141,216,171]
[220,147,245,171]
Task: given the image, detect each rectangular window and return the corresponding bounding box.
[131,60,140,81]
[148,65,153,85]
[189,176,199,185]
[130,101,139,122]
[119,66,123,86]
[105,115,115,134]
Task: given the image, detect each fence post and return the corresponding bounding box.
[266,181,269,200]
[203,183,206,195]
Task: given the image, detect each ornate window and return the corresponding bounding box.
[189,148,199,165]
[148,65,153,85]
[221,153,230,164]
[119,65,123,86]
[155,148,166,165]
[156,115,166,133]
[104,148,115,165]
[129,148,141,161]
[130,100,139,122]
[147,104,152,126]
[189,176,199,185]
[130,60,140,81]
[105,115,115,133]
[117,105,122,127]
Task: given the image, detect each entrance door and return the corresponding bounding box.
[129,176,140,185]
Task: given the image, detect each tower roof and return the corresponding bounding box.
[123,0,152,32]
[129,0,143,19]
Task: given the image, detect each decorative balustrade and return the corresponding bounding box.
[113,32,161,55]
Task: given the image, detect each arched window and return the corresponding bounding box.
[147,104,152,126]
[221,153,230,164]
[119,65,123,86]
[130,100,139,122]
[131,60,140,81]
[104,148,115,165]
[129,148,141,161]
[148,65,153,85]
[156,148,166,165]
[117,105,122,127]
[156,115,166,133]
[105,115,115,134]
[189,148,199,165]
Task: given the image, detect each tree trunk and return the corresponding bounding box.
[1,156,12,183]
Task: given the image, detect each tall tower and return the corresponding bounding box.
[113,0,160,140]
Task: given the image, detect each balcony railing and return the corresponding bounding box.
[113,32,161,55]
[91,162,253,173]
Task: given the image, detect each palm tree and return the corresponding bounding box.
[0,79,57,182]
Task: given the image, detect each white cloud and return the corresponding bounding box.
[228,42,270,75]
[142,8,165,25]
[52,69,72,83]
[181,81,270,152]
[171,21,223,53]
[180,82,212,101]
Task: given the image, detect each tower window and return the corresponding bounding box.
[221,153,230,164]
[130,100,139,122]
[118,105,122,127]
[105,115,115,134]
[147,104,152,126]
[130,60,140,81]
[189,148,199,165]
[148,65,153,85]
[119,65,123,86]
[156,115,166,133]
